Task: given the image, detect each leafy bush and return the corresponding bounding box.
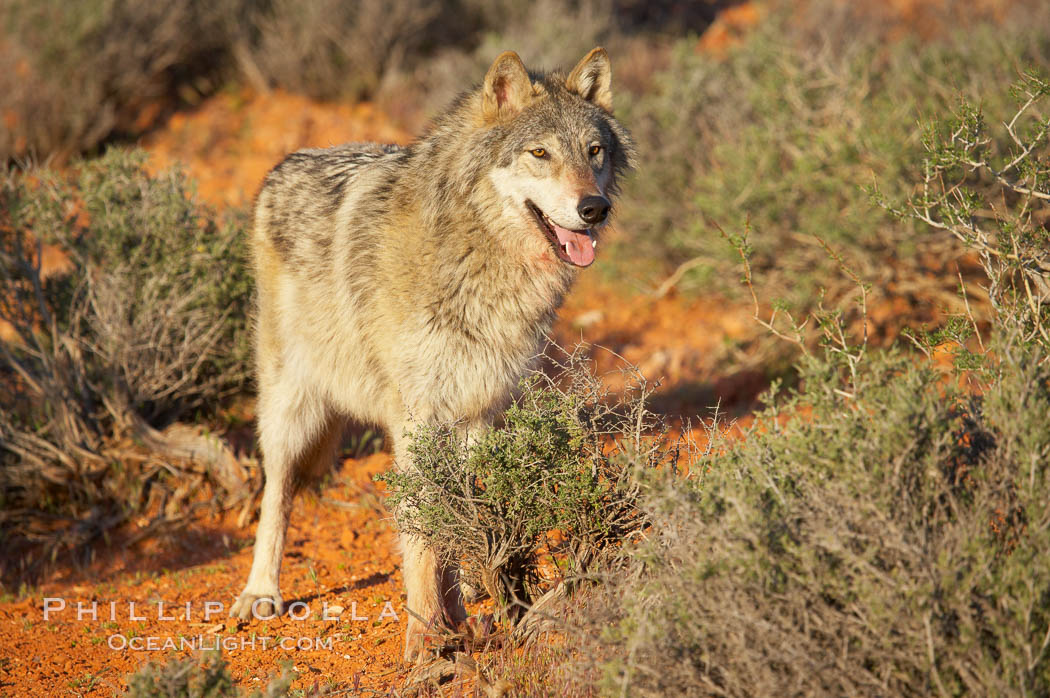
[0,148,253,580]
[618,0,1050,322]
[589,72,1050,697]
[126,651,295,698]
[382,350,683,628]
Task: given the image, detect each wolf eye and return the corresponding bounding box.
[530,148,547,158]
[589,144,602,156]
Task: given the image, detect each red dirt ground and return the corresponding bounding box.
[0,454,416,696]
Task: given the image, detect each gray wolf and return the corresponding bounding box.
[230,47,635,661]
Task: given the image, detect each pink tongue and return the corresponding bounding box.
[552,224,595,267]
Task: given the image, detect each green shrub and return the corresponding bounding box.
[0,148,253,580]
[382,351,682,628]
[126,651,295,698]
[602,333,1048,696]
[592,71,1050,697]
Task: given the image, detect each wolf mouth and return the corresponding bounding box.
[525,200,596,267]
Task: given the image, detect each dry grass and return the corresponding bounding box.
[0,149,255,584]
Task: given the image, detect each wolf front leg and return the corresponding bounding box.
[393,426,467,663]
[231,378,341,620]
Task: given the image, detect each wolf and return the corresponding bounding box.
[229,47,635,661]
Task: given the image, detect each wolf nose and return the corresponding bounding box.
[577,196,610,225]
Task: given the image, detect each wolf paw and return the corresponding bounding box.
[404,618,445,664]
[230,590,283,620]
[402,617,469,664]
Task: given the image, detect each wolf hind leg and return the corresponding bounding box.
[231,380,341,620]
[399,530,467,662]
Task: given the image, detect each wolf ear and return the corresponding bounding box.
[566,47,612,111]
[482,51,533,123]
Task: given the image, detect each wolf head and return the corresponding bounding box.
[474,48,636,269]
